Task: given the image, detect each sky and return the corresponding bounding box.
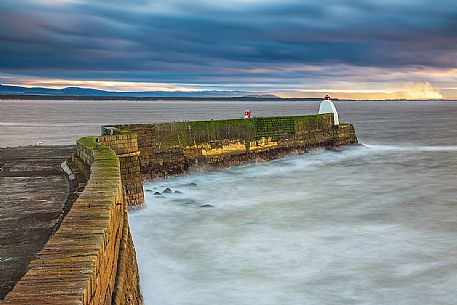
[1,0,456,99]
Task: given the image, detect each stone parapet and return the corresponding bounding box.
[4,137,142,305]
[97,132,144,208]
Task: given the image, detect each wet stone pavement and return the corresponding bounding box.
[0,146,75,299]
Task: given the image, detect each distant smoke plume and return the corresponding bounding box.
[395,82,443,99]
[278,82,444,100]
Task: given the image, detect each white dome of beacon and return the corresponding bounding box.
[318,95,339,126]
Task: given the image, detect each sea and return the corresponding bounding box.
[1,99,457,304]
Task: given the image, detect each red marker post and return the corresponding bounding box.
[244,110,252,119]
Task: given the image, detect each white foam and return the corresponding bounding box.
[130,145,457,305]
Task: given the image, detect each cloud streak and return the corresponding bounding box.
[1,0,456,98]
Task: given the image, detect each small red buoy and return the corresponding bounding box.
[244,110,252,119]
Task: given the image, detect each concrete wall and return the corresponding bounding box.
[115,114,358,179]
[4,136,142,305]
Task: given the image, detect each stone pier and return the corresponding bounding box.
[1,113,357,304]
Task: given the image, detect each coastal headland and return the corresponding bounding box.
[1,113,357,304]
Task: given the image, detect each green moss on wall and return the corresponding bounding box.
[115,114,336,149]
[77,136,98,148]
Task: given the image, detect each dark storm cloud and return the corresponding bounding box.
[1,0,456,84]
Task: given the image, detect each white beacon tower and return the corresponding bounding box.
[318,94,339,126]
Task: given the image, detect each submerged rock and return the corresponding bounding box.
[200,204,214,208]
[182,182,197,187]
[174,190,183,194]
[154,192,161,195]
[145,189,153,192]
[163,188,172,193]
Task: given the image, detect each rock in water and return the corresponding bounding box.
[154,192,161,195]
[174,190,183,194]
[200,204,214,208]
[163,188,172,193]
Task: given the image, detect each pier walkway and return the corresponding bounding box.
[0,146,75,299]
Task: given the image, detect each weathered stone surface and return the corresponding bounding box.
[0,145,76,300]
[97,133,144,208]
[3,139,142,305]
[115,114,358,180]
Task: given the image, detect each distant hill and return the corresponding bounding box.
[242,94,280,99]
[0,84,249,98]
[0,84,331,101]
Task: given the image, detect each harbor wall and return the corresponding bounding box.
[4,136,142,305]
[96,133,144,207]
[114,114,358,179]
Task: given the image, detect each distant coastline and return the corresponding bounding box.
[1,84,453,101]
[0,94,326,101]
[1,94,454,102]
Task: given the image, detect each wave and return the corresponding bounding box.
[161,142,455,185]
[226,143,456,180]
[201,145,369,181]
